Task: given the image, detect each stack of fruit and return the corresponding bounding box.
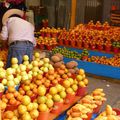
[58,21,120,53]
[36,36,57,50]
[112,41,120,53]
[52,47,90,60]
[40,27,62,38]
[66,88,106,120]
[50,53,64,68]
[66,61,79,74]
[89,55,120,67]
[95,105,120,120]
[79,88,106,114]
[1,87,22,111]
[50,53,79,75]
[67,103,92,120]
[75,69,88,96]
[0,52,90,120]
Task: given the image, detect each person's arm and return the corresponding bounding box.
[0,24,8,41]
[0,24,8,48]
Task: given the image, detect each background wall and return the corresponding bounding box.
[26,0,40,8]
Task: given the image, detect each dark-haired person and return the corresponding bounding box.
[0,9,36,68]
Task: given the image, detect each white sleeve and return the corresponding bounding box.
[0,25,8,40]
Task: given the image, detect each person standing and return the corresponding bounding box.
[0,9,36,68]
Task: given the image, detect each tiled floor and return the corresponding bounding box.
[87,76,120,110]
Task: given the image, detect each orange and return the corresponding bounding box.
[8,86,15,93]
[6,93,14,100]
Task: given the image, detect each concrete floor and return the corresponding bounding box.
[87,76,120,110]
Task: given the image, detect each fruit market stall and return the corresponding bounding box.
[52,47,120,80]
[58,21,120,54]
[0,52,89,120]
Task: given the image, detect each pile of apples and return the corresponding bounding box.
[76,69,88,88]
[0,51,90,119]
[2,95,39,120]
[95,105,120,120]
[1,87,22,110]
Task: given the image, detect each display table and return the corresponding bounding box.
[59,46,120,80]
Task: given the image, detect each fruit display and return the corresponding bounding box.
[39,27,62,38]
[52,47,89,60]
[36,36,57,50]
[50,53,79,74]
[88,54,120,67]
[95,105,120,120]
[58,21,120,53]
[66,88,106,120]
[52,47,120,67]
[67,103,92,120]
[0,51,90,120]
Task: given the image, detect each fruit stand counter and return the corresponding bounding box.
[57,47,120,80]
[63,57,120,80]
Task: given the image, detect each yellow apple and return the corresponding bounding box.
[22,95,31,106]
[11,58,18,64]
[49,87,58,95]
[38,104,48,112]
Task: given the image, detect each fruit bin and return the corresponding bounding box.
[64,93,75,104]
[37,111,50,120]
[76,87,87,97]
[47,96,81,120]
[51,102,63,114]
